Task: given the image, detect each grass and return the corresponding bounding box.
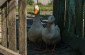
[16,4,53,17]
[27,5,53,11]
[27,7,52,12]
[16,5,53,12]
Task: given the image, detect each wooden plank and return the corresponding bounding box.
[53,0,65,32]
[0,45,20,55]
[64,0,66,27]
[8,0,17,51]
[65,0,76,33]
[0,0,7,7]
[1,2,7,47]
[18,0,27,55]
[83,1,85,38]
[75,0,83,38]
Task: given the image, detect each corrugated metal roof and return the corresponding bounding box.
[0,0,7,7]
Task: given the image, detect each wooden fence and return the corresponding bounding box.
[0,0,27,55]
[0,0,85,55]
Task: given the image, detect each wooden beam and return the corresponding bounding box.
[8,0,17,51]
[0,45,20,55]
[18,0,27,55]
[0,0,7,7]
[53,0,65,32]
[1,2,7,47]
[75,0,83,38]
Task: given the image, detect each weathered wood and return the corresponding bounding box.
[64,0,66,26]
[0,0,7,7]
[18,0,27,55]
[65,0,76,33]
[53,0,65,32]
[75,0,83,38]
[8,0,17,51]
[1,2,7,47]
[0,45,20,55]
[84,1,85,38]
[83,1,85,38]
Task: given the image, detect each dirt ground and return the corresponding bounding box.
[27,42,80,55]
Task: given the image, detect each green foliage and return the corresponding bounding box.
[27,0,34,5]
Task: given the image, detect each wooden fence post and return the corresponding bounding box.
[65,0,76,33]
[18,0,27,55]
[75,0,83,38]
[1,3,8,48]
[8,0,17,51]
[53,0,65,32]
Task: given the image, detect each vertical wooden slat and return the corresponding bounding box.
[8,0,17,51]
[18,0,27,55]
[1,3,7,47]
[65,0,76,33]
[83,0,85,38]
[75,0,83,38]
[53,0,65,32]
[64,0,66,27]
